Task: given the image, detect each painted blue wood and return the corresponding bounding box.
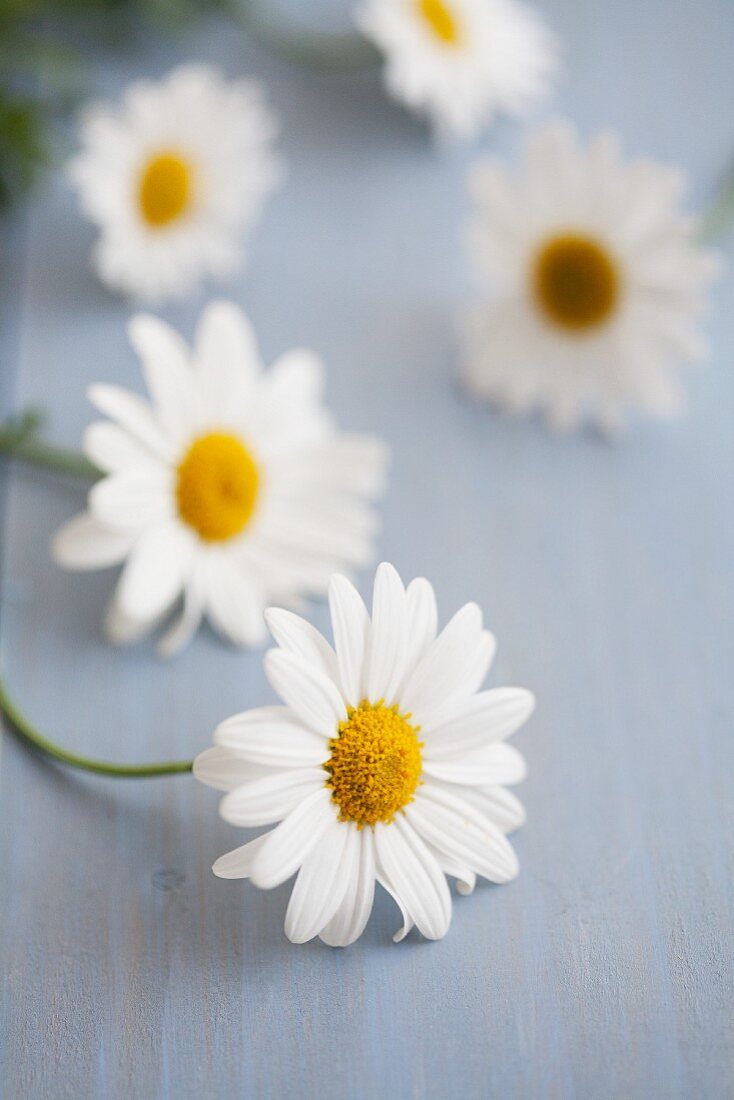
[2,2,734,1096]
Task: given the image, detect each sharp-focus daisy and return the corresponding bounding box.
[52,302,388,656]
[194,563,534,945]
[68,64,280,303]
[356,0,556,142]
[462,121,720,433]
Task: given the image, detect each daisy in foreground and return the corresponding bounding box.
[194,563,534,945]
[462,121,720,434]
[68,64,280,302]
[356,0,556,142]
[52,302,388,656]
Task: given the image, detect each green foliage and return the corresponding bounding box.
[0,0,375,211]
[0,0,213,211]
[0,93,47,207]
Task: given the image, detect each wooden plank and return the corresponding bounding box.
[1,3,734,1096]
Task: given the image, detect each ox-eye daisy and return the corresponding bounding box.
[52,302,388,656]
[356,0,556,142]
[194,563,534,945]
[462,121,720,434]
[68,64,280,303]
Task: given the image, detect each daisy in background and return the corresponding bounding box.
[356,0,556,142]
[52,302,388,656]
[195,563,534,946]
[68,64,280,303]
[462,120,721,434]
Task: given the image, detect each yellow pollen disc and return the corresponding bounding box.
[138,151,193,228]
[325,701,423,828]
[417,0,460,44]
[176,432,259,543]
[532,233,621,332]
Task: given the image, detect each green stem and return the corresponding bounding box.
[699,156,734,244]
[0,409,100,480]
[0,676,193,778]
[236,0,381,70]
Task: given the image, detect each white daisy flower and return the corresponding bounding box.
[356,0,556,142]
[462,120,721,434]
[195,563,534,946]
[68,64,280,303]
[52,302,388,656]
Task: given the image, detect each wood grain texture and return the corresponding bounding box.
[2,2,734,1096]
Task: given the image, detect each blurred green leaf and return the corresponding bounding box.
[0,94,48,208]
[0,0,219,212]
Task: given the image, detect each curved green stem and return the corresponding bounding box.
[0,409,100,480]
[0,675,193,778]
[237,0,381,70]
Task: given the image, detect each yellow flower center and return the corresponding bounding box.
[138,151,194,228]
[417,0,460,44]
[175,432,260,542]
[532,233,621,332]
[325,701,423,828]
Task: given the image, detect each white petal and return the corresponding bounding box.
[320,828,376,947]
[251,350,329,459]
[103,598,156,646]
[87,384,173,461]
[365,562,407,705]
[239,535,343,596]
[264,649,346,738]
[408,785,519,885]
[195,300,260,401]
[214,706,327,767]
[374,816,451,941]
[328,573,370,708]
[260,349,323,411]
[422,741,527,786]
[203,553,266,647]
[283,434,389,496]
[249,788,336,889]
[458,629,498,696]
[212,834,269,879]
[51,513,133,570]
[399,577,438,690]
[116,521,194,621]
[473,786,527,833]
[89,470,172,530]
[285,820,354,943]
[264,607,338,683]
[425,777,526,833]
[376,873,413,943]
[103,593,159,646]
[423,688,536,755]
[83,422,160,474]
[220,768,326,827]
[456,878,476,898]
[193,745,266,792]
[428,845,476,897]
[482,743,528,785]
[156,569,205,657]
[256,507,371,567]
[127,314,195,442]
[401,602,483,721]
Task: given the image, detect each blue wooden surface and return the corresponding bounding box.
[2,2,734,1096]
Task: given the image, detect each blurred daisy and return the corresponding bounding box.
[52,302,388,656]
[462,121,720,433]
[356,0,556,141]
[68,64,280,303]
[195,563,534,945]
